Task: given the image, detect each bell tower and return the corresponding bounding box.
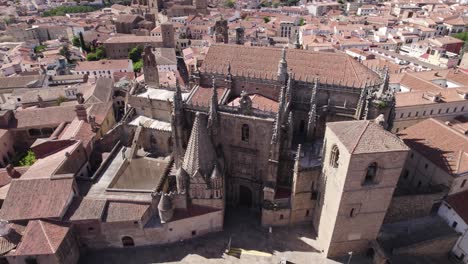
[315,119,409,257]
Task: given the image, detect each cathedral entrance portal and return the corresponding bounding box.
[238,185,252,208]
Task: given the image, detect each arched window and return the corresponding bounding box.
[330,145,339,168]
[121,236,135,247]
[364,162,378,185]
[241,124,249,142]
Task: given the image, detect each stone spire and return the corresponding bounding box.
[378,65,389,98]
[355,81,368,120]
[307,78,318,139]
[182,112,216,178]
[207,76,219,136]
[277,47,288,84]
[158,193,174,223]
[285,73,293,107]
[272,81,287,144]
[225,62,233,89]
[143,45,159,88]
[172,78,185,168]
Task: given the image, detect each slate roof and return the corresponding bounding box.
[327,120,409,154]
[203,45,380,86]
[182,113,216,177]
[0,178,75,221]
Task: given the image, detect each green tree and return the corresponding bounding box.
[95,47,106,59]
[133,59,143,72]
[72,35,80,47]
[263,16,270,23]
[453,32,468,43]
[34,45,46,53]
[128,46,143,63]
[298,17,306,26]
[86,52,98,61]
[225,0,235,8]
[41,6,99,17]
[78,31,87,51]
[17,150,36,166]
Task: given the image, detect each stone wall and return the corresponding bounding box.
[393,234,458,257]
[383,192,445,223]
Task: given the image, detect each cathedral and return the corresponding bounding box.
[99,44,407,258]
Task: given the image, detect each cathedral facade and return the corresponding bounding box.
[121,44,406,257]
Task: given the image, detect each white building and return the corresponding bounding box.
[73,59,133,79]
[438,191,468,262]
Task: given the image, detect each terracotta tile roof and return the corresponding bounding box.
[398,118,468,176]
[103,201,150,222]
[65,197,106,221]
[0,178,75,221]
[0,75,45,89]
[76,60,131,72]
[21,141,81,180]
[202,45,379,86]
[188,86,226,107]
[230,94,279,112]
[446,191,468,223]
[327,120,409,154]
[395,87,468,107]
[0,223,23,255]
[104,35,162,44]
[14,220,70,256]
[12,105,78,129]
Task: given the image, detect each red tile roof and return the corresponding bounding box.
[103,201,150,222]
[446,191,468,223]
[398,118,468,175]
[0,178,75,221]
[14,220,70,256]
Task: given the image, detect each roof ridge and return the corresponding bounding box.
[351,121,370,154]
[39,221,55,253]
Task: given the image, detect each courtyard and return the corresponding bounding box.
[79,208,371,264]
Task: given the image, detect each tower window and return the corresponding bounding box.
[350,208,356,217]
[330,145,340,168]
[462,179,467,188]
[241,124,249,142]
[363,162,378,185]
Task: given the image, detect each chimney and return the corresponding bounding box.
[6,165,19,178]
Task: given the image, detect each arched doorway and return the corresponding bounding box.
[121,236,135,247]
[238,185,252,208]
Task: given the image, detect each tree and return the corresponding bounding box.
[263,16,270,23]
[128,46,143,63]
[86,53,98,61]
[299,17,305,26]
[95,47,106,59]
[34,45,46,53]
[133,59,143,72]
[78,31,88,52]
[72,36,80,47]
[225,0,235,8]
[16,150,36,166]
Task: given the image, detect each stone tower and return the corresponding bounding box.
[235,27,245,45]
[193,0,207,14]
[315,119,409,257]
[161,22,175,49]
[142,45,159,88]
[214,19,228,44]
